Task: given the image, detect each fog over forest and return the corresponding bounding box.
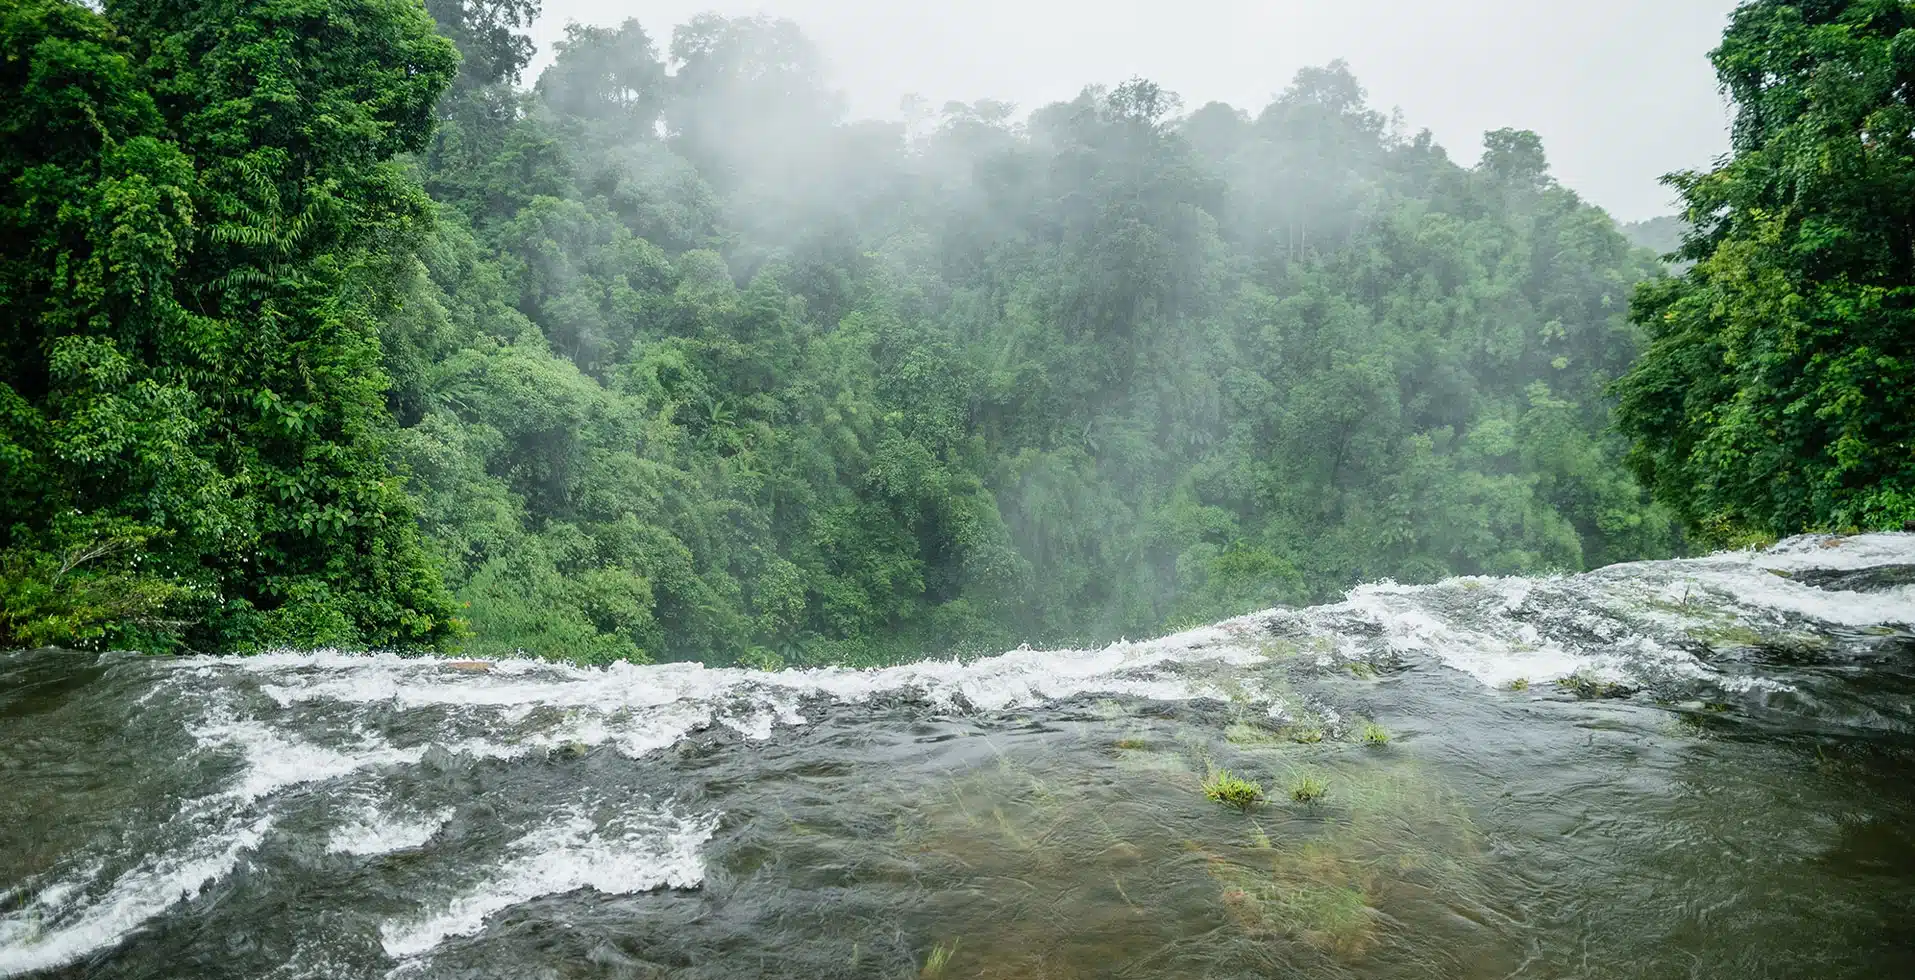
[530,0,1741,222]
[11,0,1911,669]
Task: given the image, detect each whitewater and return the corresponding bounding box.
[2,535,1912,979]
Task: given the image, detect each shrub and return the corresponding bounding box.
[0,525,192,651]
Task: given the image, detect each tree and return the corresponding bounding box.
[425,0,541,94]
[2,0,462,650]
[665,14,842,188]
[537,19,668,130]
[1480,128,1550,185]
[1613,0,1915,539]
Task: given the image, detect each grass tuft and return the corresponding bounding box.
[921,939,959,978]
[1204,770,1267,811]
[1359,722,1390,746]
[1506,677,1530,692]
[1289,773,1329,803]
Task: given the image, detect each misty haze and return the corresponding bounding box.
[530,0,1741,223]
[3,2,1914,978]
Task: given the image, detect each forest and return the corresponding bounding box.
[3,0,1910,665]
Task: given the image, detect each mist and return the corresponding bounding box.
[529,0,1739,222]
[365,0,1698,663]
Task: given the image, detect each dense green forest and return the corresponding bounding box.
[4,0,1904,664]
[1613,0,1915,542]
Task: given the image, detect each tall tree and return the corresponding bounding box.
[537,19,667,129]
[425,0,540,94]
[1615,0,1915,539]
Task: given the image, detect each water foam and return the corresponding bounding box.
[1235,534,1915,689]
[328,805,454,858]
[0,817,274,978]
[0,698,429,977]
[177,624,1264,764]
[190,704,428,802]
[173,536,1915,743]
[378,806,718,963]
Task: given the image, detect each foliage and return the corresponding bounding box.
[0,519,192,650]
[1359,722,1391,746]
[1556,671,1635,700]
[1620,216,1689,261]
[4,2,1694,661]
[920,939,959,979]
[1287,724,1326,745]
[1289,773,1329,803]
[1,0,461,651]
[391,17,1681,665]
[1204,770,1266,811]
[1614,0,1915,541]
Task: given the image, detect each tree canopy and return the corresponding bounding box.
[1614,0,1915,541]
[369,10,1682,665]
[6,0,1775,662]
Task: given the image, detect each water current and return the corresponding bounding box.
[2,534,1913,978]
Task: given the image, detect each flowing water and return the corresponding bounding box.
[3,535,1914,979]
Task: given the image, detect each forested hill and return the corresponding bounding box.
[2,0,1681,663]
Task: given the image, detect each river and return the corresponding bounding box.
[3,534,1912,978]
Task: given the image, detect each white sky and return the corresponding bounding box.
[530,1,1740,222]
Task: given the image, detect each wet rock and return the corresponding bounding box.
[444,660,493,673]
[421,744,462,772]
[587,941,673,977]
[1556,672,1636,700]
[1793,564,1915,593]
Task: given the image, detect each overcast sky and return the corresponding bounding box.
[529,1,1740,222]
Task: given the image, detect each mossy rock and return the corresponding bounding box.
[1556,671,1636,700]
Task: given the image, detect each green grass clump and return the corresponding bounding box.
[1359,722,1390,746]
[1506,677,1530,692]
[1289,774,1329,803]
[1204,770,1267,811]
[921,939,959,978]
[1347,661,1378,680]
[1114,737,1148,751]
[1287,724,1326,744]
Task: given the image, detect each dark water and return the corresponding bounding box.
[3,535,1914,979]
